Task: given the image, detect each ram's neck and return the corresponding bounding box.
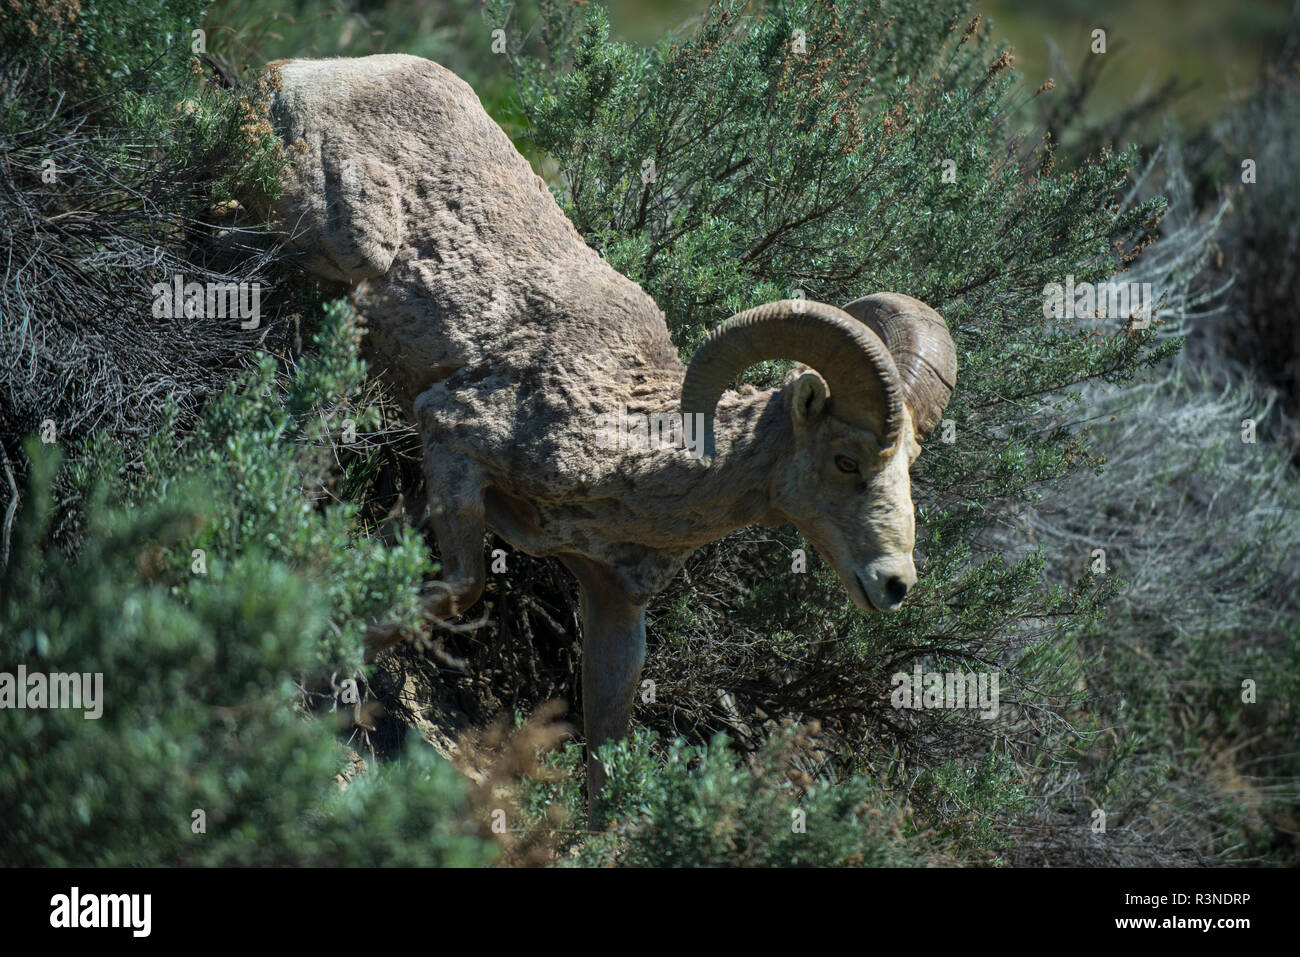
[615,386,789,551]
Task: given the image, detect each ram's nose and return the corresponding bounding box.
[885,575,910,604]
[860,559,917,611]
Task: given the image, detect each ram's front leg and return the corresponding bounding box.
[561,556,647,825]
[365,438,487,656]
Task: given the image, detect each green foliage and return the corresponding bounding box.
[0,0,291,459]
[541,729,922,866]
[912,754,1031,858]
[0,302,493,867]
[507,0,1167,367]
[0,0,281,198]
[0,0,206,101]
[203,0,522,124]
[67,301,434,672]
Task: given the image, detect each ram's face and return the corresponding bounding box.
[681,296,955,609]
[778,371,921,612]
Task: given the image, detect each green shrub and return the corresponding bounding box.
[0,301,493,867]
[64,301,435,671]
[518,727,922,867]
[0,0,291,478]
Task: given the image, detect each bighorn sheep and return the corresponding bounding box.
[256,55,956,805]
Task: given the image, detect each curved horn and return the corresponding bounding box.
[841,293,956,442]
[680,299,904,462]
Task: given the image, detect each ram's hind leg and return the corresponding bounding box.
[365,436,487,656]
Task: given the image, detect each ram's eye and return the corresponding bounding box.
[835,455,859,474]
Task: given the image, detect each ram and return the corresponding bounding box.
[255,54,957,804]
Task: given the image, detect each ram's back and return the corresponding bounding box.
[260,54,681,412]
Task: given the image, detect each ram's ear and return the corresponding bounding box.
[905,422,922,464]
[790,371,829,428]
